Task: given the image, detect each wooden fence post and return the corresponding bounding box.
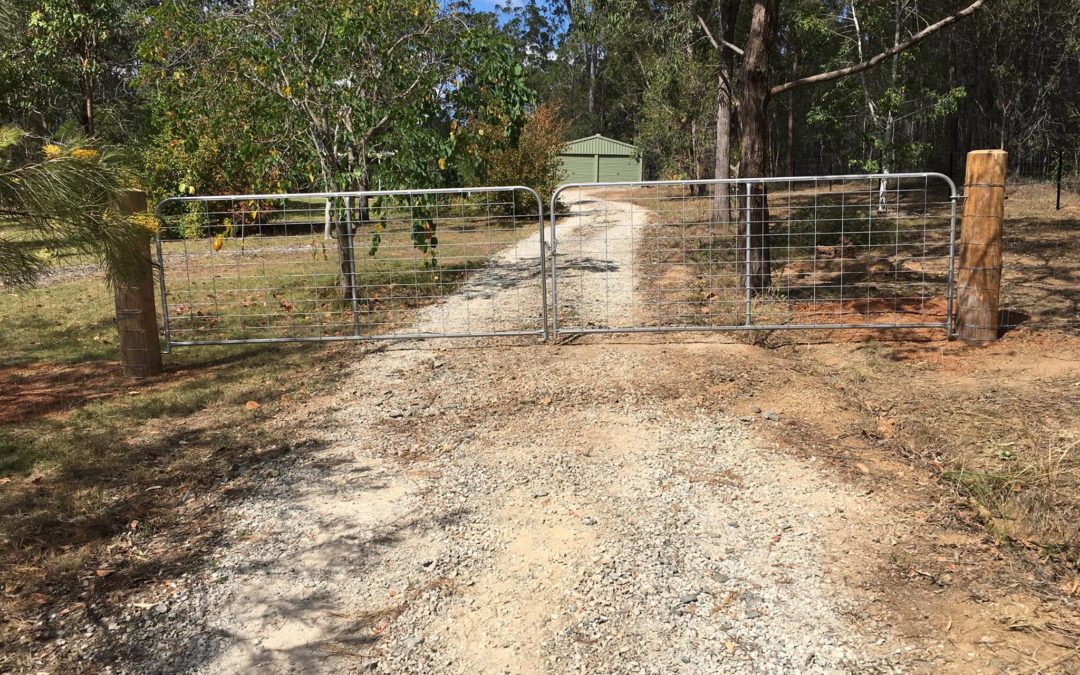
[956,150,1007,344]
[114,189,163,378]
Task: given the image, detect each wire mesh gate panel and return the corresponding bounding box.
[154,186,546,348]
[550,173,958,336]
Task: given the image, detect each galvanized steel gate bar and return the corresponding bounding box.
[154,186,546,350]
[549,173,959,338]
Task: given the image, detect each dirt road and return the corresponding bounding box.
[121,193,1065,674]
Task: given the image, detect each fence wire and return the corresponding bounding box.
[550,174,958,337]
[153,187,546,347]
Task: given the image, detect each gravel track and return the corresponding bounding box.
[120,193,912,674]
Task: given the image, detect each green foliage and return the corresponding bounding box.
[0,0,148,138]
[472,103,567,211]
[138,0,533,269]
[177,202,206,241]
[0,126,146,287]
[138,0,532,196]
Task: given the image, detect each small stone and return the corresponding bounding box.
[153,603,169,615]
[582,517,597,526]
[709,571,729,584]
[764,411,780,422]
[681,655,691,664]
[751,406,762,414]
[533,490,549,498]
[679,592,699,604]
[744,609,761,619]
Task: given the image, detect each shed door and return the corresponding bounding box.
[597,155,639,182]
[561,154,596,183]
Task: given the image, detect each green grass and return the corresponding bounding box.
[1,277,118,365]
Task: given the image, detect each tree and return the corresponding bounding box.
[0,0,148,139]
[735,0,987,293]
[695,1,742,223]
[142,0,530,196]
[637,3,720,189]
[140,0,533,296]
[473,103,568,211]
[0,126,145,288]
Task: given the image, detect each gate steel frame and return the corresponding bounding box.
[154,185,546,351]
[549,172,959,338]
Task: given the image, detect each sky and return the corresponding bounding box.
[468,0,526,13]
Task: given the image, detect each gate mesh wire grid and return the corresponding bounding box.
[550,173,958,336]
[154,187,545,347]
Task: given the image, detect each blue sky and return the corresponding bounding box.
[468,0,525,13]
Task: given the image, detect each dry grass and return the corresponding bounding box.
[815,335,1080,566]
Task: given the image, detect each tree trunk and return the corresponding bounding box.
[338,195,357,305]
[711,0,741,227]
[737,0,779,295]
[785,98,793,175]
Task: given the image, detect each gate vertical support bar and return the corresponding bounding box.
[944,190,959,338]
[113,189,163,378]
[347,197,362,337]
[550,188,560,338]
[1057,150,1063,211]
[744,181,752,326]
[957,150,1007,344]
[535,190,548,341]
[154,202,172,354]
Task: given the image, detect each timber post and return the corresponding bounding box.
[956,150,1007,344]
[113,189,163,378]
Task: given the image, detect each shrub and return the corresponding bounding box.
[475,103,567,215]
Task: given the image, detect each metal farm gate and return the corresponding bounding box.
[152,173,958,350]
[153,186,547,350]
[549,173,959,338]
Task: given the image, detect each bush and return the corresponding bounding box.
[476,103,567,215]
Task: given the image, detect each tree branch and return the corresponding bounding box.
[697,14,744,56]
[770,0,986,97]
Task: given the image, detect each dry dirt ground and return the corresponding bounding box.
[87,192,1080,673]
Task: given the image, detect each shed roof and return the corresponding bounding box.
[561,134,638,157]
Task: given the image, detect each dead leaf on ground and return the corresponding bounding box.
[244,400,260,410]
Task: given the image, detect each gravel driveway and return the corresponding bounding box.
[124,193,913,674]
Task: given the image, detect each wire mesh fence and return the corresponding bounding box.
[153,186,546,347]
[550,174,958,337]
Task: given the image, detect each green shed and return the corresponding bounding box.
[558,134,642,184]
